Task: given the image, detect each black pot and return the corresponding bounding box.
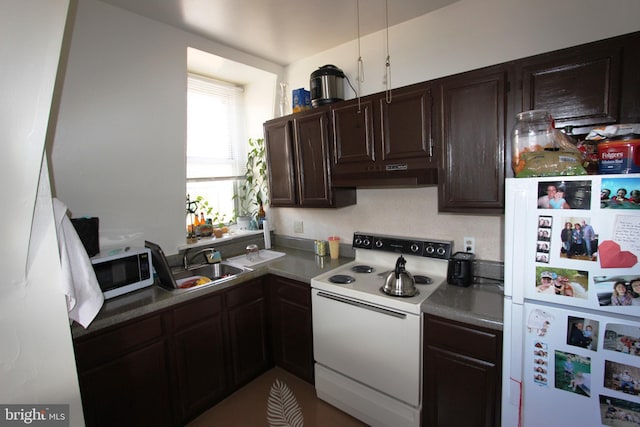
[310,64,345,107]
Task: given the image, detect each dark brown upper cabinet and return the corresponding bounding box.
[264,109,356,208]
[331,83,438,187]
[438,65,509,213]
[516,37,623,134]
[264,31,639,211]
[263,117,297,206]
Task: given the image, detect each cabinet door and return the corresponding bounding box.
[331,97,376,175]
[269,275,314,383]
[264,118,297,206]
[378,84,436,166]
[423,315,502,427]
[330,85,438,186]
[74,315,172,427]
[172,294,227,422]
[225,279,271,389]
[438,66,508,212]
[79,342,172,427]
[293,109,334,207]
[620,32,640,123]
[423,346,499,427]
[518,41,622,132]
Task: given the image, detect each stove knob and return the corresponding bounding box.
[354,237,362,246]
[410,243,420,253]
[425,245,435,254]
[362,238,371,247]
[436,246,446,256]
[375,239,383,248]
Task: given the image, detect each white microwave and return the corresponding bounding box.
[91,247,154,299]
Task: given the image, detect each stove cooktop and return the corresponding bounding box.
[311,233,454,315]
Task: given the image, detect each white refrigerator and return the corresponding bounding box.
[502,174,640,427]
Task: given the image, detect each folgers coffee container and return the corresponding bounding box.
[597,134,640,174]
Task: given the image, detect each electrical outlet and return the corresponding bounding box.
[464,237,475,254]
[294,220,304,233]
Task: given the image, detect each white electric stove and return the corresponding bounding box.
[311,232,453,427]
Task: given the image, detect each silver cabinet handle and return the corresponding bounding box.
[316,291,406,319]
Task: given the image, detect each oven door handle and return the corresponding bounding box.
[316,291,407,319]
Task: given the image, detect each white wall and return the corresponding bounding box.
[52,0,283,255]
[275,0,640,261]
[51,0,640,261]
[1,1,84,424]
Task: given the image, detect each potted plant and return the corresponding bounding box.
[193,196,231,237]
[234,137,269,225]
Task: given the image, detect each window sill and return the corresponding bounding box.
[177,227,264,251]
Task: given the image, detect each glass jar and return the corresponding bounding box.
[511,110,554,176]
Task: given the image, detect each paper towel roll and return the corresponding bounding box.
[263,220,271,249]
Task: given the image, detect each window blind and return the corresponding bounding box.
[187,73,245,179]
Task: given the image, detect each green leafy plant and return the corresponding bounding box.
[193,196,228,227]
[194,195,213,217]
[234,137,269,221]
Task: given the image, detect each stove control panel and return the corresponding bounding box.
[352,232,453,260]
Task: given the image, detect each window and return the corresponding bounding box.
[186,73,246,225]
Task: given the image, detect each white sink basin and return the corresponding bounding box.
[226,250,286,267]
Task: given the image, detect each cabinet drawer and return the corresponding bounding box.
[424,315,501,362]
[225,279,264,308]
[173,293,222,331]
[74,314,165,371]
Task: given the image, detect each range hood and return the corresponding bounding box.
[331,167,438,188]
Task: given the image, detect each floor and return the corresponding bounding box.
[186,367,367,426]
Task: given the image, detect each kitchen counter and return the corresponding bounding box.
[71,246,351,338]
[72,245,505,338]
[421,281,504,331]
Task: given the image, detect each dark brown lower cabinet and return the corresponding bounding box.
[225,278,272,389]
[172,293,227,423]
[422,315,502,427]
[268,275,314,383]
[74,315,173,427]
[74,278,272,427]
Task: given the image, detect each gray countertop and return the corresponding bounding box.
[421,281,504,330]
[72,246,504,338]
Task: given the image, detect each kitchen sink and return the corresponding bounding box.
[159,262,252,292]
[145,240,252,293]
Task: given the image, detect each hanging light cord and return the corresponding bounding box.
[356,0,364,112]
[385,0,392,104]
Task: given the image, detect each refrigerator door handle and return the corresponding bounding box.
[506,187,528,305]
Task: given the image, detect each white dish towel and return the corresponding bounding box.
[53,198,103,328]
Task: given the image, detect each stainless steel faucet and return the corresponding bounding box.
[183,247,220,270]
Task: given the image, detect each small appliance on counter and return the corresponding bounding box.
[310,64,345,107]
[91,246,154,299]
[447,251,475,287]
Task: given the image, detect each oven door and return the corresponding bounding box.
[312,289,421,407]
